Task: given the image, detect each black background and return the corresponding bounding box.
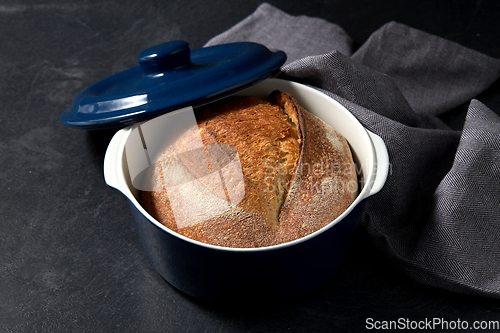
[1,1,500,332]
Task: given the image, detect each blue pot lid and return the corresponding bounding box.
[60,40,286,129]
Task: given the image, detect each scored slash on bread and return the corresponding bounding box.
[140,91,358,248]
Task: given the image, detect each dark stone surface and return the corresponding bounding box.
[1,1,499,332]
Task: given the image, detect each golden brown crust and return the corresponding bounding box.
[139,91,358,248]
[272,92,358,243]
[194,95,300,227]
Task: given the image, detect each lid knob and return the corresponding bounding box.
[138,40,191,75]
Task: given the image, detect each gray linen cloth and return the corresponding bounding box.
[206,3,500,298]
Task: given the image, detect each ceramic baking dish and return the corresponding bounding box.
[103,78,389,301]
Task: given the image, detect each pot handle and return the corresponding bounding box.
[103,127,130,193]
[366,130,389,197]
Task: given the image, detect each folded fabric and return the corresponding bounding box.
[205,3,500,298]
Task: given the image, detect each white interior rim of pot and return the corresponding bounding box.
[114,78,381,252]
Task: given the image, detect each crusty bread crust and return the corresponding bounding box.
[271,92,358,243]
[139,91,358,248]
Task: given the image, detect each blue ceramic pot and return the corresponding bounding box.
[103,78,389,301]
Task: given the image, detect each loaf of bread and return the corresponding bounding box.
[139,91,358,248]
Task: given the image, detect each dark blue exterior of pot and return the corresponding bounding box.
[127,198,366,301]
